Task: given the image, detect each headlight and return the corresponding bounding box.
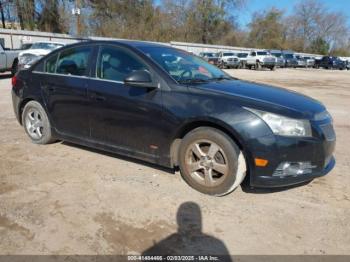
[247,108,312,137]
[19,54,41,65]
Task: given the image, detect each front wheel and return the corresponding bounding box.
[22,101,55,144]
[178,127,246,196]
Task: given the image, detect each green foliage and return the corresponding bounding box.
[247,8,286,49]
[308,37,330,55]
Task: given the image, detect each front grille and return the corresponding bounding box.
[263,58,275,63]
[320,124,336,141]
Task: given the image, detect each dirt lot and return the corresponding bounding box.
[0,68,349,255]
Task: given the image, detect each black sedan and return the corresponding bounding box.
[11,40,336,196]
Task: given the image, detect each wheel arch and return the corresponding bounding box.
[18,97,46,125]
[170,119,250,169]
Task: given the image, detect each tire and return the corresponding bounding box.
[22,101,55,144]
[178,127,246,196]
[270,66,276,71]
[255,62,261,70]
[11,59,18,76]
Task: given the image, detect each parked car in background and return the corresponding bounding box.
[315,56,346,70]
[199,52,219,66]
[217,51,240,69]
[295,55,307,68]
[346,60,350,70]
[246,50,276,70]
[269,50,285,68]
[237,53,248,68]
[20,43,33,50]
[282,51,298,68]
[0,43,20,76]
[17,41,65,71]
[303,56,315,68]
[12,40,336,196]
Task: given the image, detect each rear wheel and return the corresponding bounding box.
[22,101,55,144]
[178,127,246,196]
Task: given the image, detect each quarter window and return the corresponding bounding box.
[56,46,92,76]
[96,46,148,82]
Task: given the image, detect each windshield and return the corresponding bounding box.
[31,42,64,50]
[284,54,294,59]
[257,51,268,55]
[138,46,231,83]
[272,53,282,57]
[203,53,214,57]
[223,53,235,56]
[237,53,248,58]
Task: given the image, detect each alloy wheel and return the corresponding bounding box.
[25,109,44,140]
[185,139,229,187]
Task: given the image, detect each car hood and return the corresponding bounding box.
[192,79,325,119]
[19,49,52,56]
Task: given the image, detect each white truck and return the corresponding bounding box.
[18,41,65,71]
[217,51,240,69]
[0,44,20,76]
[246,50,277,70]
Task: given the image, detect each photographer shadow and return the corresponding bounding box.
[142,202,232,261]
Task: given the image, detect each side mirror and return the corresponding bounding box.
[124,70,158,89]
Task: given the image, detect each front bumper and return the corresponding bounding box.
[248,119,336,188]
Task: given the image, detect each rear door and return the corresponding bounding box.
[38,45,94,139]
[87,44,164,160]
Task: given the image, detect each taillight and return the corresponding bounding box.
[11,76,17,87]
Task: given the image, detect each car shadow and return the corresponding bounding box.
[240,177,312,194]
[61,141,176,174]
[61,142,310,195]
[142,201,232,261]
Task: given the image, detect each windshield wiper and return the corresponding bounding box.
[208,75,232,81]
[178,78,210,84]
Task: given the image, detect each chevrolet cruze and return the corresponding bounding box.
[11,40,336,196]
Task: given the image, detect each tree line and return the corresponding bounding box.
[1,0,349,55]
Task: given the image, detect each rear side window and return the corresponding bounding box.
[45,54,58,73]
[96,45,148,82]
[56,46,92,76]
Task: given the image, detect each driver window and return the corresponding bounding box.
[96,46,148,82]
[251,52,256,56]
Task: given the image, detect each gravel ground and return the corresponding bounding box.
[0,68,349,255]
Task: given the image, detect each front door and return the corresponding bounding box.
[87,45,165,160]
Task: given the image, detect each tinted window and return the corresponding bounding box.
[223,53,234,56]
[45,53,58,73]
[96,46,148,82]
[257,52,268,55]
[56,46,92,76]
[237,53,248,58]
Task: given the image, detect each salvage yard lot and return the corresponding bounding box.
[0,68,349,255]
